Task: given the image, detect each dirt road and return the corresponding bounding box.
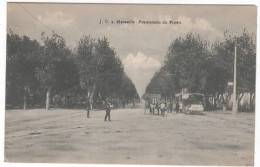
[5,107,255,166]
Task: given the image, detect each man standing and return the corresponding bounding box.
[104,100,111,121]
[86,97,91,118]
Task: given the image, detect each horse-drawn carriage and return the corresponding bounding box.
[143,94,162,115]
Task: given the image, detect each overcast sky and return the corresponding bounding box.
[7,3,256,97]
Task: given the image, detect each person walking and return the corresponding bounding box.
[104,100,111,121]
[86,97,91,118]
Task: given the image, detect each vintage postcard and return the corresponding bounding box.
[4,2,256,166]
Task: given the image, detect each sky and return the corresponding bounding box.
[7,3,257,97]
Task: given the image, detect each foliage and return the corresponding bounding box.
[6,30,41,105]
[75,35,139,103]
[146,30,256,100]
[36,32,77,93]
[145,67,176,99]
[6,31,139,108]
[213,29,256,93]
[119,74,139,101]
[146,33,212,98]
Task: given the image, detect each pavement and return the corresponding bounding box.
[4,105,255,166]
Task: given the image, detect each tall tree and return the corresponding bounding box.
[213,29,256,93]
[145,67,177,99]
[213,29,256,109]
[36,32,72,110]
[94,38,124,100]
[164,33,211,93]
[76,36,135,109]
[119,74,139,102]
[6,30,41,108]
[146,33,211,97]
[75,35,97,109]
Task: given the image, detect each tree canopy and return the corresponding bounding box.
[6,31,139,109]
[145,30,256,100]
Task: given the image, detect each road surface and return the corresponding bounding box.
[5,106,255,166]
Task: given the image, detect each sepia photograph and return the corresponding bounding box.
[3,2,257,166]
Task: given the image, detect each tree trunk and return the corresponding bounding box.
[46,88,51,110]
[87,84,96,110]
[90,99,93,110]
[222,105,227,111]
[237,93,244,109]
[227,94,231,109]
[250,93,255,110]
[89,84,96,110]
[23,86,27,111]
[222,94,227,111]
[31,97,34,107]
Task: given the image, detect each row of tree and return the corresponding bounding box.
[145,29,256,109]
[6,30,139,110]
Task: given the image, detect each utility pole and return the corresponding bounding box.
[232,45,238,115]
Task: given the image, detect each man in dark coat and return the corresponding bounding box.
[104,100,111,121]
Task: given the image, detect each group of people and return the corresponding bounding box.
[145,98,176,116]
[85,96,177,121]
[85,98,112,121]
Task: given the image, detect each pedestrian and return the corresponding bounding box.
[104,100,111,121]
[86,97,91,118]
